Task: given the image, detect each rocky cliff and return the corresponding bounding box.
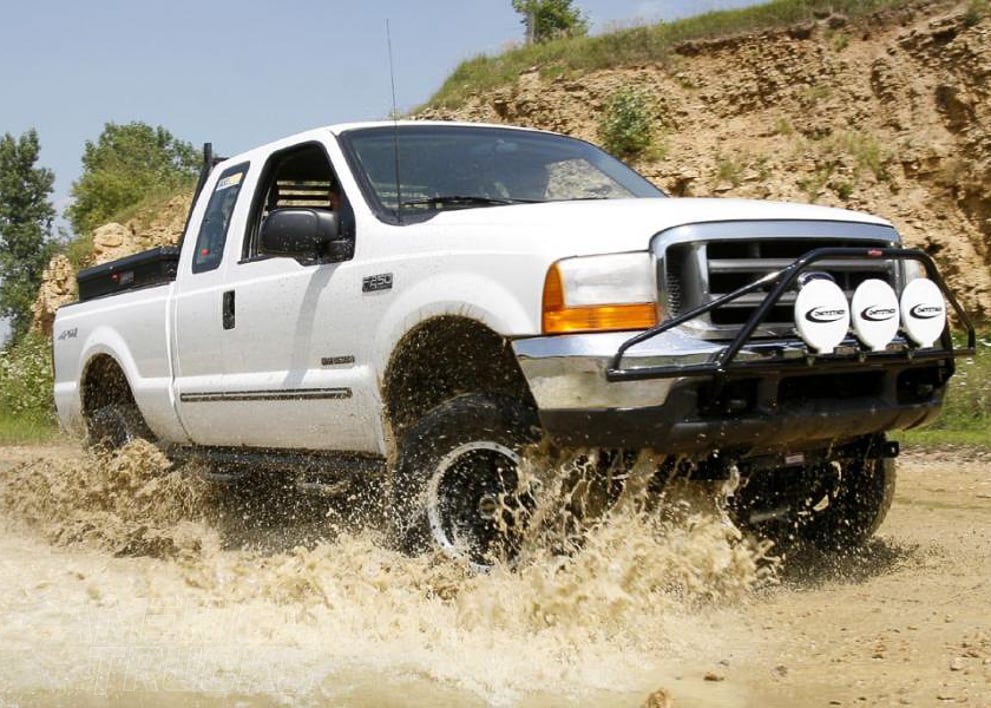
[420,0,991,321]
[31,193,191,335]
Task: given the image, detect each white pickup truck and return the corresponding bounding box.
[53,121,974,565]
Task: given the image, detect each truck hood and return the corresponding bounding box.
[410,197,894,257]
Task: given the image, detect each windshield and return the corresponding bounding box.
[339,124,665,222]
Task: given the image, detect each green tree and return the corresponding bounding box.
[0,129,57,340]
[512,0,588,43]
[66,121,199,237]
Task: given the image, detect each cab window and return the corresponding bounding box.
[192,163,249,273]
[243,142,353,261]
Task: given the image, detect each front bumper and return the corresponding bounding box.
[513,246,974,457]
[513,331,952,454]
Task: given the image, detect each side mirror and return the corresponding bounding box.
[260,208,353,262]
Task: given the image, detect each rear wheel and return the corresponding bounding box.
[389,393,540,568]
[87,402,151,451]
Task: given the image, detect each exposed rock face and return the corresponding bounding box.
[91,223,133,264]
[30,192,192,334]
[419,0,991,321]
[30,255,75,337]
[89,193,192,266]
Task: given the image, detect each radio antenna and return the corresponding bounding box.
[387,19,403,224]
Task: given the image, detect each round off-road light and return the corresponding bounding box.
[794,278,850,354]
[900,278,946,348]
[851,279,900,352]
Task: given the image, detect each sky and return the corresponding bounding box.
[0,0,761,343]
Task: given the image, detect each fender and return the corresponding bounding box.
[75,324,189,444]
[372,267,540,381]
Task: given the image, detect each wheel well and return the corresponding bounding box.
[382,316,535,437]
[81,354,135,418]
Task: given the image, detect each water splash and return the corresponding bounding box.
[0,441,777,704]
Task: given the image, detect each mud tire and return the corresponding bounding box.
[389,393,541,568]
[798,457,897,551]
[87,403,151,451]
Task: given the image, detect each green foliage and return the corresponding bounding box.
[426,0,913,110]
[66,122,198,238]
[597,88,655,159]
[834,180,854,200]
[798,167,832,202]
[0,130,57,341]
[512,0,588,43]
[715,154,745,187]
[0,332,54,425]
[929,336,991,433]
[798,83,832,106]
[0,414,59,444]
[774,117,795,137]
[964,0,988,27]
[839,132,891,181]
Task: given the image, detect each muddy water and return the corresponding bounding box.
[0,442,777,706]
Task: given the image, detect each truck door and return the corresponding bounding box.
[172,162,253,446]
[212,141,383,453]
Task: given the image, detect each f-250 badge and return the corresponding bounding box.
[362,273,393,293]
[56,328,78,341]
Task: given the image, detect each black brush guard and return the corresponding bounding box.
[607,247,976,383]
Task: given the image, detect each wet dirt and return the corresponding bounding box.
[0,440,989,707]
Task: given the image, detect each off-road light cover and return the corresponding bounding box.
[851,279,900,352]
[794,277,850,353]
[542,252,658,334]
[900,277,946,348]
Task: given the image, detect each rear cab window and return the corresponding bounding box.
[192,162,249,273]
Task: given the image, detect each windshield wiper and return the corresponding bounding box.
[399,195,540,209]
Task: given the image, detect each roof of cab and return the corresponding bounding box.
[218,120,551,169]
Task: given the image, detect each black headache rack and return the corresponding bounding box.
[607,247,977,383]
[75,143,225,303]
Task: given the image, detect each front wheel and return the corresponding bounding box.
[389,393,541,569]
[730,452,897,552]
[798,457,896,551]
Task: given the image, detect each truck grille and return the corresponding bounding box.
[661,234,897,337]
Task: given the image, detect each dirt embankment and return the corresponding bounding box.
[420,0,991,321]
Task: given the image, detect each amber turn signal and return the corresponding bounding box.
[542,262,659,334]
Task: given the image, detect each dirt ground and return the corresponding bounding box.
[0,440,988,707]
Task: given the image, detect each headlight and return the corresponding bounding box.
[542,252,659,334]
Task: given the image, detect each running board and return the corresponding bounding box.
[169,445,387,493]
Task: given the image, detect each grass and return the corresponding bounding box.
[715,154,746,187]
[838,132,891,181]
[964,0,989,26]
[897,428,990,448]
[0,333,59,448]
[422,0,915,111]
[898,334,991,447]
[0,414,61,445]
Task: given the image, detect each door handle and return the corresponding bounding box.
[222,290,235,330]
